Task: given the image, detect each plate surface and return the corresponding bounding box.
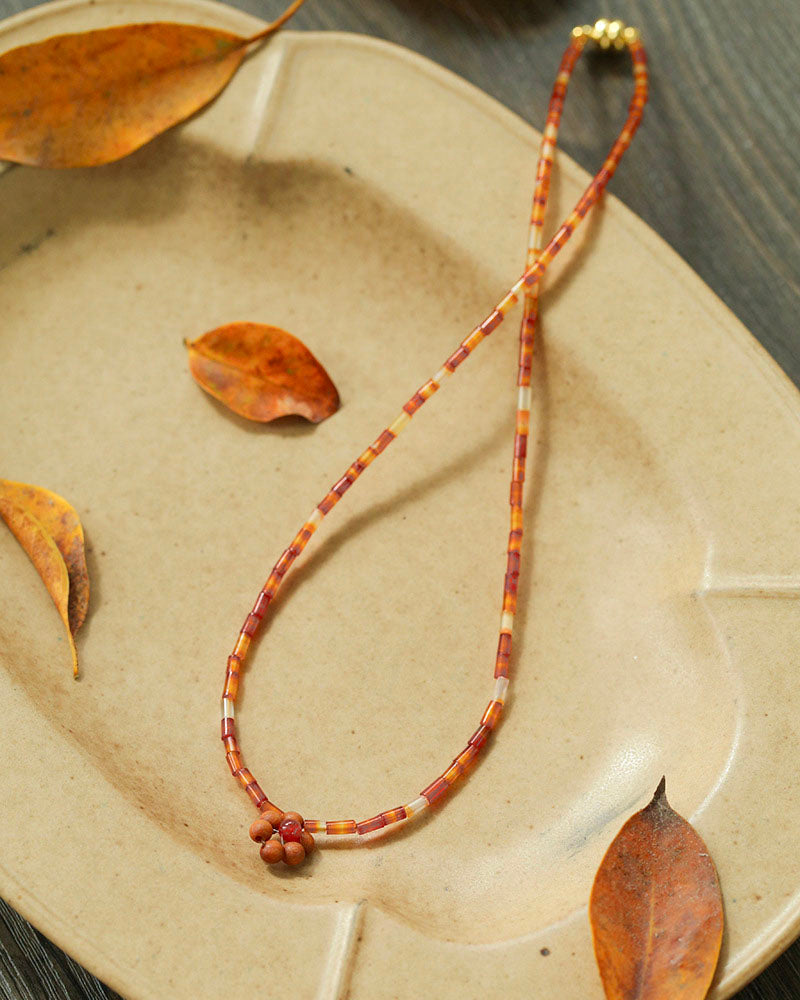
[1,1,799,998]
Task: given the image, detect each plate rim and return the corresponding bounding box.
[1,1,799,997]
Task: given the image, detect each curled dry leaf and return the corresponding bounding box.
[0,480,89,678]
[0,0,306,167]
[186,322,340,424]
[589,778,724,1000]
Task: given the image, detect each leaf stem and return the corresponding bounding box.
[247,0,308,45]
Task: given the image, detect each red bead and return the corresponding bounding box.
[356,814,386,835]
[279,818,303,844]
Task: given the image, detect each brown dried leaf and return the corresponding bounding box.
[186,322,340,424]
[0,480,89,677]
[0,23,247,167]
[589,778,724,1000]
[0,1,305,167]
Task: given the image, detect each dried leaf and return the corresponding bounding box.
[0,0,306,167]
[589,778,723,1000]
[0,480,89,677]
[186,322,340,423]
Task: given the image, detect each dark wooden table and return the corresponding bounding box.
[1,0,798,997]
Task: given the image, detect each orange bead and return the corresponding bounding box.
[260,839,285,864]
[260,808,284,828]
[300,830,315,853]
[283,811,304,825]
[284,841,305,866]
[249,818,273,843]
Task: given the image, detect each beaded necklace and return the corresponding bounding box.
[221,19,649,867]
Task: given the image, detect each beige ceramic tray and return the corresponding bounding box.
[1,1,799,997]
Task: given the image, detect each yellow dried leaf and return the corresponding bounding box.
[0,481,89,677]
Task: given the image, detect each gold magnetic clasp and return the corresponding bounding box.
[572,19,640,49]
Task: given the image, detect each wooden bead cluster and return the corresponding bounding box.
[249,808,315,867]
[222,22,649,868]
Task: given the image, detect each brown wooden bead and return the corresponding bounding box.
[300,830,315,853]
[260,808,284,828]
[283,811,304,825]
[249,818,273,843]
[284,841,305,866]
[260,839,285,864]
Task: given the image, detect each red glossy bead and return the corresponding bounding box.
[279,818,303,844]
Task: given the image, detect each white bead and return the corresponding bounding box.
[493,677,510,703]
[388,411,411,435]
[405,795,429,818]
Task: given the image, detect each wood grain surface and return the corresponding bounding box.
[1,0,798,998]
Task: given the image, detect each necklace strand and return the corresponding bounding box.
[221,20,649,865]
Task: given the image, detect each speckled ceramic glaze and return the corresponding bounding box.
[0,2,798,998]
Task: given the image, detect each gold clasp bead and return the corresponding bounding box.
[573,18,640,49]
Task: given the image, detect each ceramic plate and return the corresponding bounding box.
[1,1,798,997]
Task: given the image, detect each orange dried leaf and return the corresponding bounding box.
[186,322,340,424]
[0,480,89,678]
[0,0,305,167]
[0,22,250,167]
[589,778,723,1000]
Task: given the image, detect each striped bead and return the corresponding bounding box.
[468,725,491,749]
[232,633,250,659]
[246,782,267,808]
[421,776,449,804]
[333,474,354,497]
[481,700,503,730]
[442,761,463,784]
[373,429,395,453]
[454,744,480,770]
[275,548,296,576]
[223,666,239,700]
[241,613,260,638]
[326,820,357,836]
[481,310,504,334]
[357,814,386,835]
[381,806,408,826]
[403,391,426,415]
[235,767,255,790]
[446,345,470,370]
[495,630,512,678]
[318,491,337,514]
